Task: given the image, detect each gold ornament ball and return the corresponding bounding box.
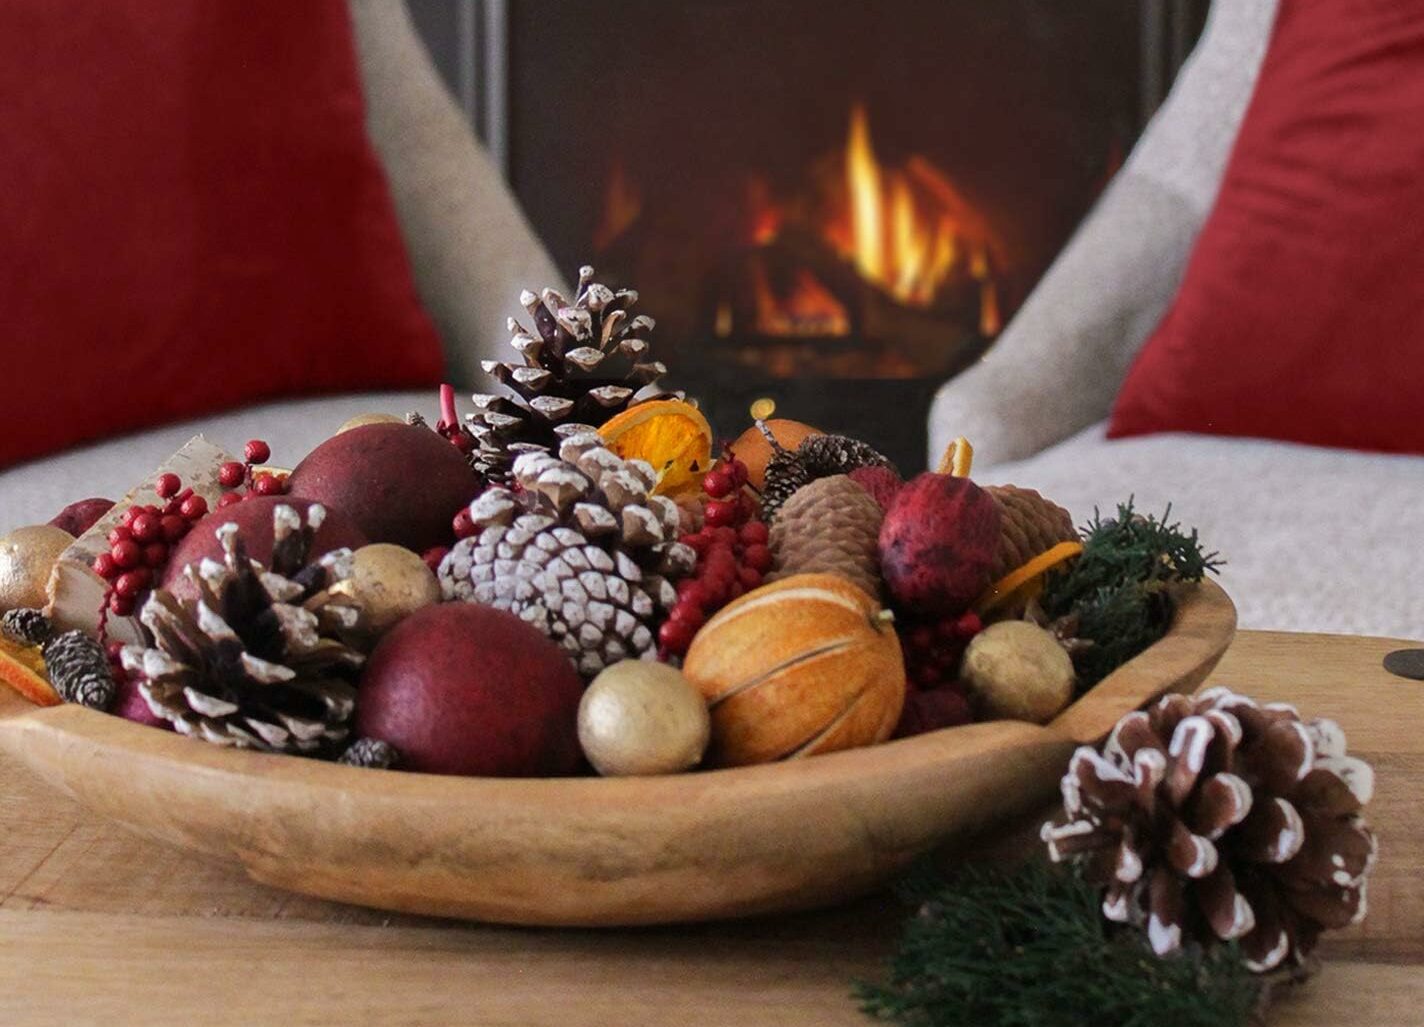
[336,412,404,435]
[335,543,441,634]
[961,620,1075,724]
[0,524,74,613]
[578,660,711,776]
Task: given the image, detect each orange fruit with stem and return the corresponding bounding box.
[597,399,714,497]
[728,419,823,489]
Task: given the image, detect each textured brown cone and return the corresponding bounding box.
[767,475,883,599]
[985,485,1077,583]
[1042,687,1377,974]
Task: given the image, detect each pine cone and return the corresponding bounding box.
[768,475,883,598]
[121,504,367,756]
[467,265,681,485]
[2,608,53,646]
[757,422,897,523]
[1042,687,1377,973]
[43,629,115,710]
[339,737,400,769]
[439,432,696,678]
[985,485,1077,583]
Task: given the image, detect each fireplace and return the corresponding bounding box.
[411,0,1206,469]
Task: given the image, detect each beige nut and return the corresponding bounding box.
[0,524,74,613]
[578,660,710,776]
[333,544,441,635]
[961,620,1074,724]
[336,412,405,435]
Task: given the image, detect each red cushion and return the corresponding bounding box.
[0,1,443,470]
[1109,1,1424,454]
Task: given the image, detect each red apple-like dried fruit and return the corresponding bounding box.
[49,498,115,537]
[847,465,902,511]
[285,422,480,553]
[160,496,367,602]
[355,603,585,777]
[879,472,1001,617]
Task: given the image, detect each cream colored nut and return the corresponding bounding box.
[336,412,404,435]
[578,660,710,776]
[333,544,441,635]
[961,620,1074,724]
[0,524,74,613]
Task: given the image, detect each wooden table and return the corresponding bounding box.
[1,631,1420,1026]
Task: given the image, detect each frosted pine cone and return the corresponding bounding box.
[121,504,366,755]
[466,266,681,485]
[1042,687,1377,973]
[439,433,695,678]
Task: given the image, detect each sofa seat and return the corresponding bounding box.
[0,391,434,531]
[981,424,1424,638]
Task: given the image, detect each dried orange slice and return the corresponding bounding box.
[974,540,1084,615]
[936,436,974,477]
[0,635,61,707]
[598,399,714,496]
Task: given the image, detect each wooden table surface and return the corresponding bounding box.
[1,630,1421,1026]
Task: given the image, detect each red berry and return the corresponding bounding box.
[109,593,136,617]
[703,499,739,528]
[217,492,243,509]
[669,602,705,630]
[738,521,769,546]
[908,625,935,651]
[728,582,745,600]
[105,641,125,662]
[114,569,151,598]
[93,552,120,580]
[111,539,141,568]
[675,578,708,608]
[712,526,739,546]
[452,508,477,540]
[108,525,133,547]
[702,470,734,499]
[251,473,283,497]
[244,439,271,465]
[180,495,208,520]
[422,546,450,573]
[658,618,696,655]
[742,543,773,573]
[130,512,161,543]
[120,506,143,527]
[219,462,246,488]
[737,565,762,590]
[682,532,713,556]
[142,542,168,568]
[955,611,983,637]
[155,473,181,499]
[737,492,757,523]
[160,514,188,542]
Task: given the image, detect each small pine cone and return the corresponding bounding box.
[768,475,883,598]
[1042,687,1378,974]
[41,630,116,710]
[2,608,54,646]
[339,738,399,769]
[985,485,1077,582]
[756,422,897,524]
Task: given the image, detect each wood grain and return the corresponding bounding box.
[0,629,1418,1026]
[0,581,1235,927]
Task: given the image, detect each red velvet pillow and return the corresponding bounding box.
[0,1,443,469]
[1109,1,1424,454]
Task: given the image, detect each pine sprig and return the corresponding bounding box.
[1041,500,1222,690]
[856,861,1261,1027]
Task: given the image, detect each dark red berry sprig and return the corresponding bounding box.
[216,439,286,508]
[435,383,476,457]
[658,454,771,660]
[93,472,210,637]
[897,610,983,691]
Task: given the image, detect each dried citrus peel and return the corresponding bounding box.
[936,437,974,478]
[598,399,714,497]
[0,635,61,707]
[974,540,1084,615]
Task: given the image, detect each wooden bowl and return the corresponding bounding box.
[0,582,1234,926]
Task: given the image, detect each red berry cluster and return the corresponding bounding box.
[659,456,772,659]
[898,610,983,690]
[216,439,285,508]
[93,471,210,618]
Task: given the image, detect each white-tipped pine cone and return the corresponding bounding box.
[439,433,695,678]
[1041,687,1377,973]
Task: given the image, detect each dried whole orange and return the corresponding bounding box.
[597,399,714,496]
[728,419,823,489]
[0,635,60,707]
[682,573,905,767]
